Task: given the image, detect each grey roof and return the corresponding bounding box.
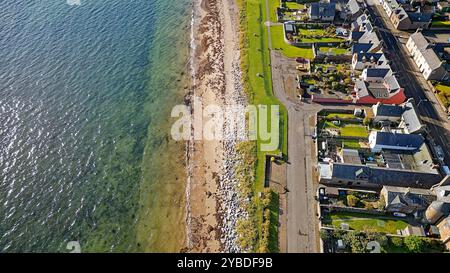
[352,43,374,54]
[385,187,434,209]
[348,0,362,15]
[409,32,430,52]
[375,104,404,117]
[422,48,444,70]
[284,23,295,32]
[401,101,424,133]
[359,30,380,45]
[373,131,424,149]
[331,163,442,188]
[407,12,432,23]
[350,31,365,41]
[310,2,336,18]
[384,73,400,92]
[365,68,390,78]
[355,79,369,97]
[356,52,383,62]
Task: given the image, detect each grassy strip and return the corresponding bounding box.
[236,0,287,252]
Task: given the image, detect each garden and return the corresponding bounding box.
[287,25,345,44]
[321,229,446,253]
[435,83,450,108]
[322,212,409,234]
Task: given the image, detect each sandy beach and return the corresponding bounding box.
[185,0,246,252]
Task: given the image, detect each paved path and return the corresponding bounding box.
[263,0,321,252]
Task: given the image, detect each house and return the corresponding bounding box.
[353,79,406,105]
[318,162,442,189]
[352,52,388,70]
[346,0,364,20]
[372,103,404,123]
[398,100,425,134]
[406,32,448,81]
[372,99,426,134]
[380,185,435,214]
[425,177,450,224]
[402,225,426,236]
[368,131,424,152]
[309,2,336,22]
[382,0,401,17]
[353,68,405,105]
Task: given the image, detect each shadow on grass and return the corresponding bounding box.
[268,191,280,253]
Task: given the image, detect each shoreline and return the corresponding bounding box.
[185,0,247,252]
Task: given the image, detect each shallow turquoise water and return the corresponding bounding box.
[0,0,191,252]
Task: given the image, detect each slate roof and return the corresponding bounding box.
[330,163,442,188]
[348,0,362,15]
[409,31,430,52]
[310,2,336,18]
[422,48,444,70]
[375,104,404,117]
[402,101,424,133]
[350,31,365,41]
[383,186,434,209]
[373,131,424,149]
[352,43,374,54]
[408,12,432,23]
[365,68,390,78]
[356,52,383,62]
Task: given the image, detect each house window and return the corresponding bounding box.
[348,182,353,186]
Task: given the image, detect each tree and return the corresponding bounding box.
[347,194,360,207]
[343,231,368,253]
[404,236,426,253]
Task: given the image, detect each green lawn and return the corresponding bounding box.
[432,20,450,27]
[238,0,288,252]
[270,25,314,59]
[321,121,368,138]
[325,113,356,120]
[318,46,349,55]
[436,83,450,107]
[340,125,368,138]
[268,0,279,22]
[324,212,409,234]
[342,140,362,149]
[285,2,305,10]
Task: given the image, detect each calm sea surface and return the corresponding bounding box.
[0,0,191,252]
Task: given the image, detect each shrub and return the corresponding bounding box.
[404,236,426,253]
[346,194,360,207]
[390,236,404,248]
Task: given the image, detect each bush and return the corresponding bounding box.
[390,237,404,248]
[404,236,426,253]
[346,194,360,207]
